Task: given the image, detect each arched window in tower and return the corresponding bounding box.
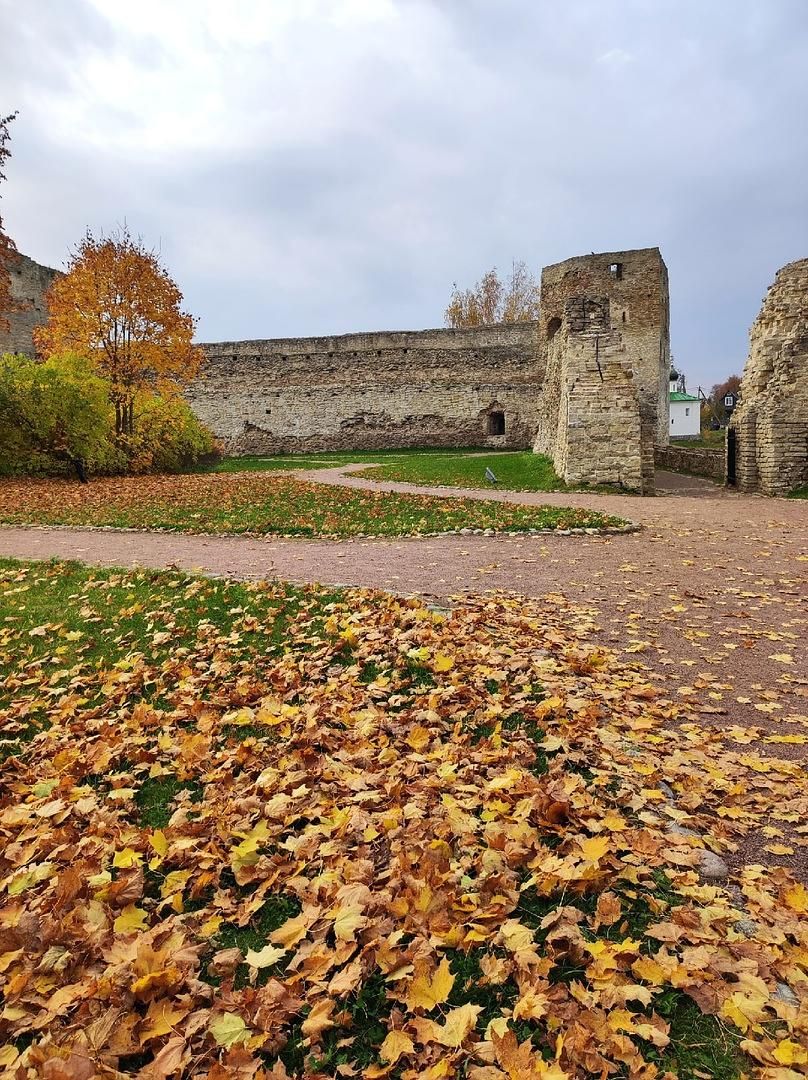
[547,317,562,342]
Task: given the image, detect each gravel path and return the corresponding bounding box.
[1,465,806,875]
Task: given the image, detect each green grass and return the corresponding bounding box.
[353,450,571,492]
[0,558,308,762]
[788,485,808,499]
[671,430,726,449]
[0,557,299,678]
[135,775,203,828]
[210,448,577,493]
[648,992,745,1080]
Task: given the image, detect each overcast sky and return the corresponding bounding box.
[1,0,806,389]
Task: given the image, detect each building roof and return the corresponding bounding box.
[670,391,700,402]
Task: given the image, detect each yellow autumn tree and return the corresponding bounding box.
[35,227,202,435]
[0,111,19,333]
[444,260,540,328]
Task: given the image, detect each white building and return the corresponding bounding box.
[669,390,701,438]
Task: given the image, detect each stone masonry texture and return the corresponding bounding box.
[729,258,808,496]
[189,324,543,454]
[532,248,670,493]
[0,252,60,357]
[655,444,724,480]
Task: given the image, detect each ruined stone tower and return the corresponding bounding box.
[728,258,808,496]
[532,248,670,494]
[0,251,59,356]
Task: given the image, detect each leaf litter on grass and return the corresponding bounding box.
[0,473,623,538]
[0,560,806,1079]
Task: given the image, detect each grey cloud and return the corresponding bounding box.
[1,0,807,387]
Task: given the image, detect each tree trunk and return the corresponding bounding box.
[52,449,88,483]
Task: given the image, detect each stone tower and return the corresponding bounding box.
[728,258,808,496]
[532,248,670,494]
[0,251,60,357]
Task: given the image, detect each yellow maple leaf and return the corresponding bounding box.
[209,1011,250,1048]
[6,862,54,896]
[720,989,768,1032]
[407,725,431,751]
[245,943,287,968]
[333,904,367,941]
[773,1039,808,1066]
[404,956,455,1010]
[112,847,142,869]
[407,646,430,662]
[0,1047,18,1069]
[424,1002,482,1047]
[380,1029,414,1065]
[578,835,610,862]
[139,999,189,1043]
[131,966,181,998]
[271,913,312,948]
[160,869,192,898]
[199,915,223,938]
[114,905,149,934]
[433,653,454,672]
[783,882,808,913]
[149,831,168,857]
[632,955,669,986]
[301,997,336,1039]
[513,987,549,1021]
[230,820,270,873]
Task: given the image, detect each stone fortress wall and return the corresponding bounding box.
[189,324,543,454]
[0,252,60,356]
[193,248,670,493]
[5,244,807,498]
[2,246,674,492]
[729,259,808,496]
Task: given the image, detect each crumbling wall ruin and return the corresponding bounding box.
[189,324,543,454]
[0,252,59,356]
[729,259,808,495]
[533,248,670,494]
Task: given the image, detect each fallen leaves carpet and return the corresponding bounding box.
[0,562,806,1079]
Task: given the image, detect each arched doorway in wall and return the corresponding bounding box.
[547,317,562,342]
[487,410,506,436]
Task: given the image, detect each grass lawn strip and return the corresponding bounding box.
[0,473,628,537]
[1,560,806,1078]
[669,431,726,450]
[352,451,569,493]
[213,449,576,495]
